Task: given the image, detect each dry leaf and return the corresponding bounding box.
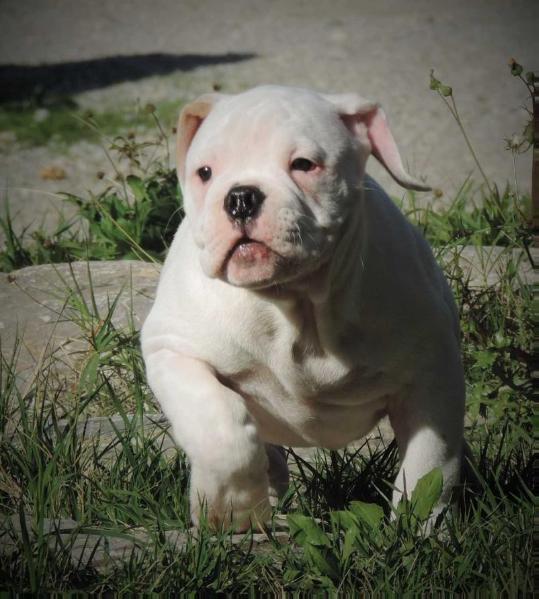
[40,165,67,181]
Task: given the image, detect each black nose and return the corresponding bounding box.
[224,185,265,222]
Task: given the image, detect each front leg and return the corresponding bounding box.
[144,348,271,531]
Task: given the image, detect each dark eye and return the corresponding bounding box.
[197,166,212,182]
[290,157,316,172]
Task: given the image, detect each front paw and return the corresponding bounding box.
[189,464,272,532]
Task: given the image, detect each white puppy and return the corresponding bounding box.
[141,86,465,530]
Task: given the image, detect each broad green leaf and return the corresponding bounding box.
[287,514,331,547]
[349,501,384,530]
[411,467,443,521]
[342,525,359,562]
[305,545,340,580]
[330,510,358,530]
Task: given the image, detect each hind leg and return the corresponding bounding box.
[388,374,465,520]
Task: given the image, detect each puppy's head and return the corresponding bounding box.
[176,85,429,289]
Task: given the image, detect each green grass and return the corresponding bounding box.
[0,98,182,148]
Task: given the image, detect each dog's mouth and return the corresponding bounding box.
[220,236,285,287]
[219,232,327,289]
[225,237,273,267]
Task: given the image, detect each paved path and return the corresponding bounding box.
[0,0,537,232]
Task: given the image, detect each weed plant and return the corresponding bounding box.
[0,102,183,271]
[0,65,534,593]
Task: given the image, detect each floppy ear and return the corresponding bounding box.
[322,93,430,191]
[176,93,227,183]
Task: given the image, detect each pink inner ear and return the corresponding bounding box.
[366,110,403,176]
[364,109,431,191]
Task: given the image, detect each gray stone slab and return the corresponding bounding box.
[0,512,290,574]
[0,260,159,389]
[51,412,178,459]
[55,412,168,438]
[435,245,536,289]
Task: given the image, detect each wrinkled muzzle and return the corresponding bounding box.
[193,173,334,289]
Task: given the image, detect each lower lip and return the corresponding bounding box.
[230,240,271,266]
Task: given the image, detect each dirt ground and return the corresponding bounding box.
[0,0,537,233]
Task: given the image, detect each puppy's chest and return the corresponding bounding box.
[213,305,390,407]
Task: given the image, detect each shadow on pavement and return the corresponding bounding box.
[0,52,257,103]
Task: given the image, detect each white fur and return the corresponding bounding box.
[141,85,465,530]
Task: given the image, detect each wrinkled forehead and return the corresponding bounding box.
[189,87,349,161]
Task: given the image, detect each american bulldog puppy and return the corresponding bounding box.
[141,85,465,530]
